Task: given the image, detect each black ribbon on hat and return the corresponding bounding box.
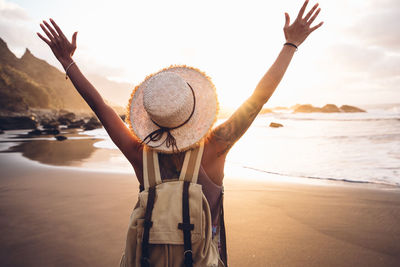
[141,82,196,153]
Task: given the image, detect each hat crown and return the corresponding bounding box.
[143,72,194,128]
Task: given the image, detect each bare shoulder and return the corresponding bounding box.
[209,94,263,156]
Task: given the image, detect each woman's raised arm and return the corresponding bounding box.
[37,19,142,166]
[206,0,323,166]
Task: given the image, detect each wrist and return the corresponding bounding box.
[283,42,298,51]
[60,57,74,70]
[285,38,302,46]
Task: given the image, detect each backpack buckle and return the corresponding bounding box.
[184,249,193,256]
[184,250,193,266]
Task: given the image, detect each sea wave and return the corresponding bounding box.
[241,166,400,187]
[79,108,400,187]
[273,117,400,122]
[327,133,400,140]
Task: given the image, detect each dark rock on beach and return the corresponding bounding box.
[57,112,76,126]
[28,128,42,135]
[41,119,60,129]
[340,105,366,113]
[0,116,38,130]
[68,119,85,129]
[42,129,60,135]
[83,117,102,131]
[0,129,4,134]
[27,127,60,136]
[55,135,67,141]
[269,122,283,128]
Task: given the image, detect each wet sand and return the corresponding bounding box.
[1,153,400,266]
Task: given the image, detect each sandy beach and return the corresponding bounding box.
[1,148,400,267]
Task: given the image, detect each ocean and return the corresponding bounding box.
[86,104,400,187]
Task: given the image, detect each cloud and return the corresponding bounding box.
[326,44,400,79]
[0,0,31,21]
[308,40,400,106]
[346,0,400,51]
[0,0,35,57]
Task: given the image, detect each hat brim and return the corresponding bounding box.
[127,65,219,154]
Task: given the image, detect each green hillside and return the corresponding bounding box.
[0,38,91,114]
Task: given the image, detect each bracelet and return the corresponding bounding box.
[65,61,76,80]
[284,42,298,51]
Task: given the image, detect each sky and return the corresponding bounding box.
[0,0,399,109]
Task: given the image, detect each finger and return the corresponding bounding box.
[297,0,309,20]
[70,32,78,56]
[71,32,78,47]
[304,3,319,21]
[50,18,67,40]
[37,32,51,46]
[40,23,56,43]
[310,21,324,32]
[284,12,290,28]
[43,20,60,40]
[307,8,321,26]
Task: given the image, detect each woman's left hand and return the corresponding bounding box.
[37,18,77,68]
[283,0,324,47]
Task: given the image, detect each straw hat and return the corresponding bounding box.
[127,65,219,153]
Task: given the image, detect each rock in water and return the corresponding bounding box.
[0,116,38,130]
[321,104,341,113]
[269,122,283,128]
[340,105,366,113]
[259,108,273,114]
[55,135,67,141]
[293,104,321,113]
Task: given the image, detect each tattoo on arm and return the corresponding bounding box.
[211,95,263,156]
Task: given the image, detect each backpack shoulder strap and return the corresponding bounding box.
[143,145,162,189]
[144,141,205,188]
[179,140,204,184]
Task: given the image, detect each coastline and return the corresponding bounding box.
[2,127,399,189]
[1,149,400,266]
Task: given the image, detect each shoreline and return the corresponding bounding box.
[1,128,399,190]
[3,143,400,191]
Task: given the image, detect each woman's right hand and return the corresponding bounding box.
[37,19,78,68]
[283,0,323,47]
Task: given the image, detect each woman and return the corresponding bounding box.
[38,1,323,266]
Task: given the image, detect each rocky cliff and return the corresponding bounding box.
[0,38,91,114]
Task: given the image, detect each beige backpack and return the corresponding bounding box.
[120,141,227,267]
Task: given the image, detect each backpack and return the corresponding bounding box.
[120,141,227,267]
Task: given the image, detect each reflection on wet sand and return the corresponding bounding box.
[6,139,98,166]
[3,137,133,172]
